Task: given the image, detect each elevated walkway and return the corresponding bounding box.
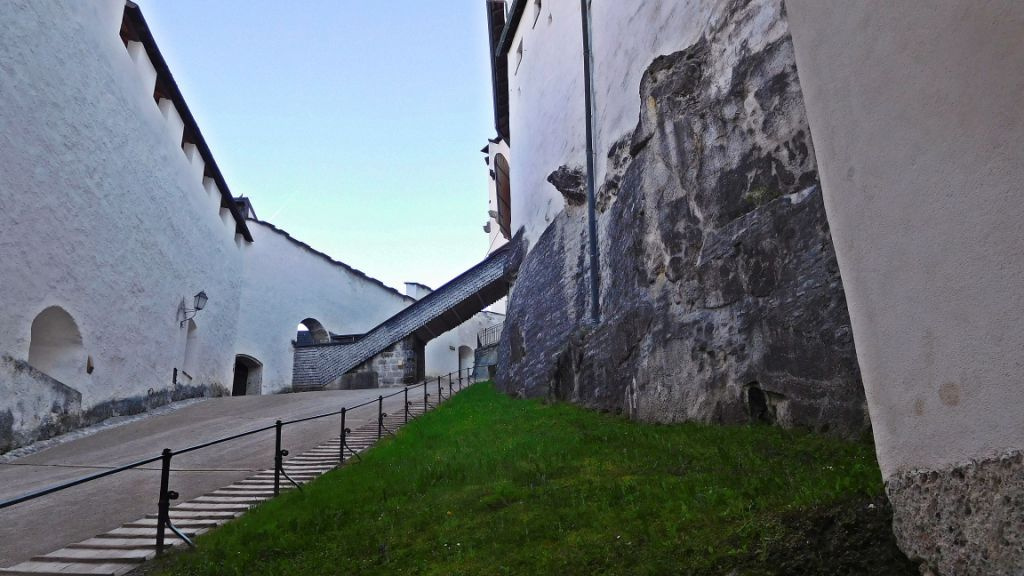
[293,245,516,391]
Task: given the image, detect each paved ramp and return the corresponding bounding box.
[0,389,402,569]
[0,385,460,576]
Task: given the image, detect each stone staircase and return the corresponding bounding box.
[0,393,452,576]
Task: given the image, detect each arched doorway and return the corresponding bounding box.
[458,345,474,375]
[296,318,330,345]
[232,355,262,396]
[28,306,86,387]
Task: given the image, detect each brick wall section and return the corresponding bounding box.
[291,248,512,391]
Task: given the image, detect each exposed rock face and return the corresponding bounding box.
[497,0,868,436]
[547,166,586,206]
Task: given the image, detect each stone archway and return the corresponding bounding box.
[297,318,330,345]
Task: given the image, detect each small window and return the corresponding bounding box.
[515,40,524,74]
[532,0,542,27]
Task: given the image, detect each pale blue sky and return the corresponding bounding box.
[134,0,496,292]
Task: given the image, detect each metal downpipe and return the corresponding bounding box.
[580,0,601,324]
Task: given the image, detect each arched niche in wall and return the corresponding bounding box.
[28,306,86,388]
[232,355,263,396]
[297,318,330,345]
[458,345,474,374]
[494,154,512,239]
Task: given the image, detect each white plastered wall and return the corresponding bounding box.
[0,0,246,407]
[784,0,1024,477]
[505,0,731,247]
[485,139,511,254]
[423,311,505,378]
[235,221,414,393]
[402,284,504,378]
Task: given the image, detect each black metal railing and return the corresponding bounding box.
[0,367,476,554]
[477,322,504,348]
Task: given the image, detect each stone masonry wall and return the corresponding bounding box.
[302,337,423,391]
[497,0,868,437]
[367,338,420,387]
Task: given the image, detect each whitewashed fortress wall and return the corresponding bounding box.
[0,0,246,444]
[0,0,494,451]
[235,221,414,393]
[786,2,1024,573]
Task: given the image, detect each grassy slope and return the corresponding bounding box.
[154,383,916,575]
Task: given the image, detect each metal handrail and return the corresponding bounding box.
[0,453,164,509]
[478,322,504,348]
[0,366,477,554]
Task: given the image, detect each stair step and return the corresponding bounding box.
[173,503,252,512]
[209,490,276,497]
[125,519,220,529]
[0,560,131,576]
[33,548,152,564]
[145,510,240,520]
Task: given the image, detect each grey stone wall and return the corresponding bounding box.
[497,0,868,437]
[291,345,323,392]
[318,337,422,391]
[366,338,421,387]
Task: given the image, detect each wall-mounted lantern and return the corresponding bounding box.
[180,290,208,327]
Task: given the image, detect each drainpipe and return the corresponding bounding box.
[580,0,601,324]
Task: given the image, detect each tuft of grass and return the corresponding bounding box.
[151,383,914,576]
[743,186,782,207]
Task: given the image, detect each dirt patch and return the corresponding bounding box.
[735,496,920,575]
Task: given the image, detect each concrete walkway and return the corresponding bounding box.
[0,388,422,568]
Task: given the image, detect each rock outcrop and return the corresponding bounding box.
[497,0,868,437]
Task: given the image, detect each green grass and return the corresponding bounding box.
[153,383,911,576]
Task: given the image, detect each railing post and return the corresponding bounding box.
[156,448,172,555]
[339,408,347,464]
[424,381,429,413]
[449,375,453,397]
[377,395,383,441]
[404,387,409,424]
[437,376,442,402]
[274,420,283,496]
